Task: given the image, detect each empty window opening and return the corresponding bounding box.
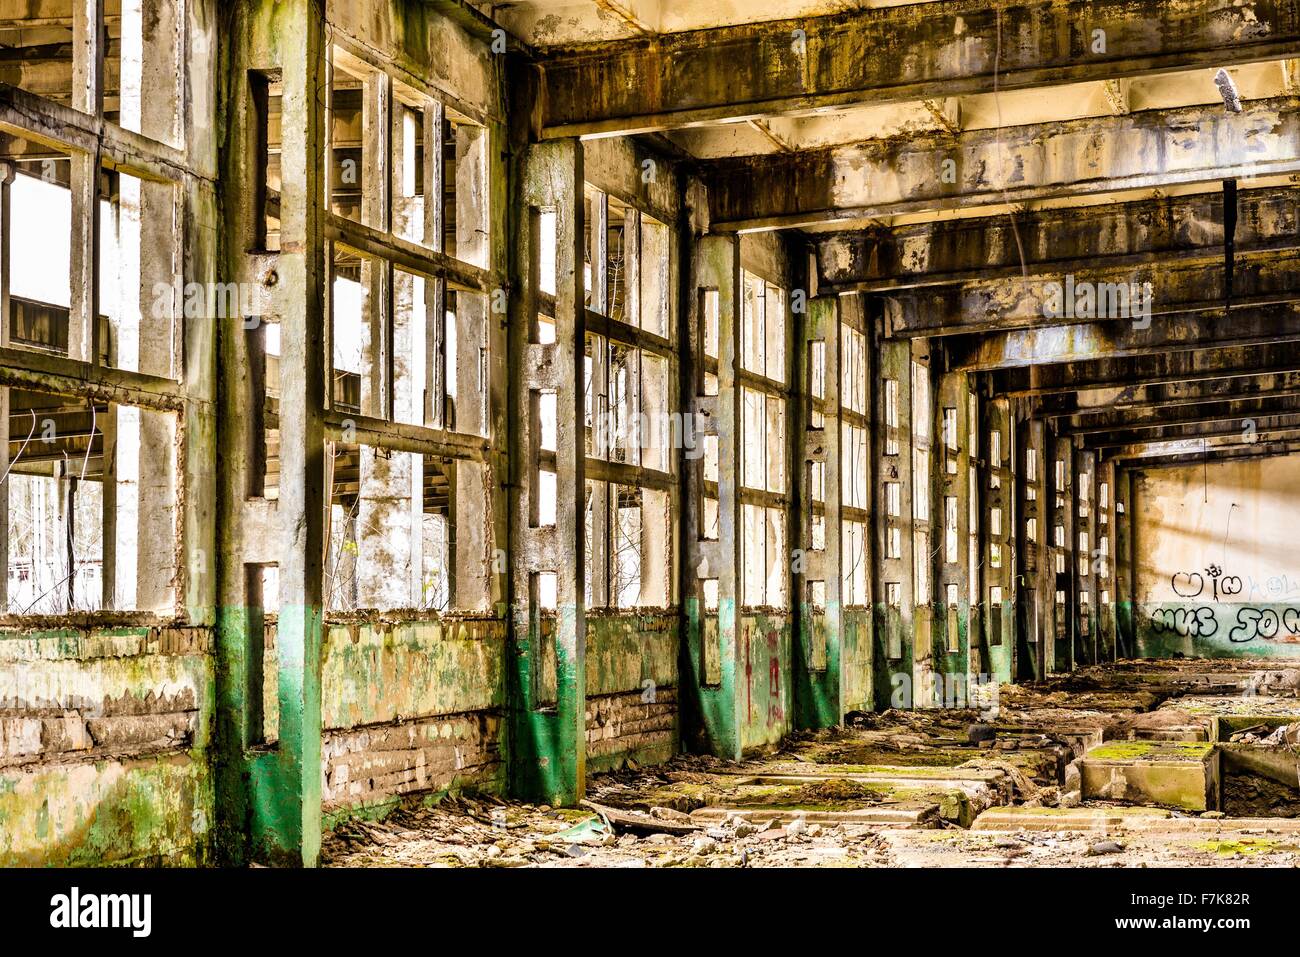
[840,327,866,414]
[742,502,785,609]
[913,449,929,521]
[913,529,930,604]
[944,496,958,563]
[883,379,900,455]
[2,139,82,360]
[945,583,959,652]
[99,167,179,377]
[741,272,785,381]
[0,386,177,616]
[943,407,958,474]
[911,362,929,440]
[809,339,826,428]
[842,424,867,510]
[843,519,867,606]
[323,442,490,614]
[886,525,901,560]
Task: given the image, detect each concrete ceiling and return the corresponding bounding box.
[502,0,1300,462]
[489,0,923,45]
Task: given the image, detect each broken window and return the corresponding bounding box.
[842,519,867,606]
[944,496,958,563]
[0,385,177,616]
[737,268,787,610]
[315,47,499,617]
[581,193,675,610]
[883,379,900,456]
[841,424,867,510]
[943,407,958,474]
[914,529,930,604]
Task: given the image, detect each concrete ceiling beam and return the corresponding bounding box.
[817,186,1300,291]
[703,97,1300,231]
[883,252,1300,337]
[1083,411,1300,448]
[946,303,1300,372]
[1063,393,1300,435]
[537,0,1300,137]
[990,342,1300,396]
[1037,372,1300,417]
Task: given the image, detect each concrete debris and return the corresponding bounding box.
[319,660,1300,869]
[1086,840,1125,856]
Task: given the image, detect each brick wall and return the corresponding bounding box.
[322,711,502,820]
[585,686,677,772]
[314,614,508,823]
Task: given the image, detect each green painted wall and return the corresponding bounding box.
[0,625,214,867]
[738,612,793,754]
[0,756,211,866]
[841,607,873,713]
[320,616,507,730]
[1136,602,1300,658]
[585,611,680,773]
[584,611,677,697]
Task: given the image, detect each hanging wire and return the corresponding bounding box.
[0,408,37,488]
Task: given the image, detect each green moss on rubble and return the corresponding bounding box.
[1193,839,1278,857]
[1087,741,1214,761]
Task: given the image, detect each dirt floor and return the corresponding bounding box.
[322,659,1300,868]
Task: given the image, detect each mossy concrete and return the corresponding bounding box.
[1080,741,1220,811]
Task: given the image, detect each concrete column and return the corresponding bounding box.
[911,343,937,705]
[1075,448,1098,666]
[1051,433,1076,672]
[793,292,841,729]
[983,395,1014,683]
[1096,456,1118,662]
[1017,414,1048,681]
[680,230,742,758]
[0,386,8,611]
[937,364,972,696]
[214,0,326,866]
[1115,466,1136,658]
[508,137,586,804]
[871,322,914,708]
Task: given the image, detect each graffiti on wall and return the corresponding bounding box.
[1150,564,1300,643]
